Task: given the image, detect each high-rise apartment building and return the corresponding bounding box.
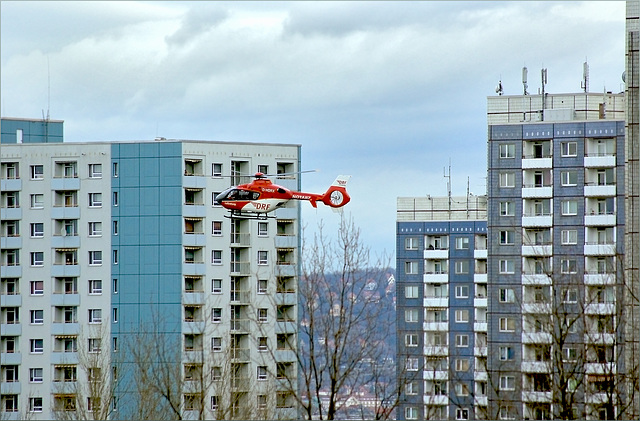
[487,92,627,420]
[0,118,300,419]
[396,195,488,420]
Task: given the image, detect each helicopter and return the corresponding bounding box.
[215,172,351,219]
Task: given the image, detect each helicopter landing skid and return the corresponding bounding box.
[224,211,276,220]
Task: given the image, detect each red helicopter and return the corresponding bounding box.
[215,172,351,219]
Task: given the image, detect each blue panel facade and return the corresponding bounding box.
[111,142,183,418]
[0,118,64,143]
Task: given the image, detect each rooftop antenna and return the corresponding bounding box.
[444,159,452,215]
[541,67,548,115]
[581,59,589,93]
[496,77,504,95]
[522,66,529,95]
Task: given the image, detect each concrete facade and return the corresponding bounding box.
[0,119,301,419]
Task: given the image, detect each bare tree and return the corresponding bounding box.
[293,215,394,420]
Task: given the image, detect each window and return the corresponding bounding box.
[500,375,515,390]
[455,310,469,323]
[564,347,577,361]
[499,346,515,361]
[112,220,118,235]
[31,165,44,179]
[88,193,102,207]
[456,408,470,420]
[211,396,219,410]
[405,261,418,274]
[113,337,118,352]
[455,382,470,396]
[562,229,578,245]
[112,308,118,323]
[456,334,469,347]
[89,251,103,265]
[258,222,268,236]
[113,279,118,294]
[405,308,419,322]
[499,259,515,274]
[88,309,102,324]
[88,279,102,294]
[212,192,221,206]
[112,162,119,177]
[212,221,222,236]
[30,280,44,295]
[499,317,516,332]
[88,222,102,236]
[88,338,101,353]
[561,259,577,274]
[562,141,578,157]
[499,172,515,188]
[212,279,222,294]
[405,381,417,395]
[455,358,470,371]
[30,194,44,209]
[499,230,515,245]
[30,339,44,353]
[405,286,419,299]
[257,394,267,410]
[89,164,102,178]
[211,250,222,265]
[405,334,418,347]
[29,397,43,413]
[405,237,418,250]
[30,223,44,237]
[258,308,268,322]
[563,288,578,303]
[406,357,419,371]
[258,336,268,351]
[499,288,515,303]
[212,337,222,351]
[257,366,268,380]
[455,236,470,249]
[455,285,469,298]
[212,163,222,177]
[455,260,469,274]
[500,201,515,216]
[258,251,269,265]
[405,407,418,420]
[211,308,222,322]
[499,143,516,158]
[562,200,578,216]
[561,170,578,186]
[30,310,44,324]
[30,252,44,266]
[258,279,267,294]
[112,192,118,206]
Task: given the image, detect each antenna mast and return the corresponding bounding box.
[581,60,589,93]
[444,160,452,216]
[523,66,529,95]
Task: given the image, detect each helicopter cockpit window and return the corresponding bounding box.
[217,189,259,201]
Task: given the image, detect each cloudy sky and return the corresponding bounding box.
[1,1,626,261]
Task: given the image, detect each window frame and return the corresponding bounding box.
[499,172,515,188]
[88,164,102,178]
[455,309,469,323]
[499,317,516,332]
[30,165,44,180]
[499,143,516,159]
[30,222,44,237]
[88,251,103,266]
[561,170,578,186]
[455,334,469,347]
[499,201,515,216]
[88,193,103,207]
[405,285,419,299]
[455,236,470,250]
[562,200,578,216]
[212,279,222,294]
[561,229,578,245]
[88,222,102,237]
[562,141,578,157]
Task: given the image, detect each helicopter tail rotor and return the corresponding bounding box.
[320,175,351,208]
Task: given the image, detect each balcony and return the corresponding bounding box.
[0,295,21,307]
[51,206,80,220]
[0,324,21,336]
[475,396,488,406]
[183,262,206,276]
[0,237,21,250]
[0,207,21,220]
[522,302,551,314]
[276,292,297,306]
[230,319,250,333]
[585,303,616,315]
[51,294,80,307]
[423,395,448,405]
[474,297,488,307]
[183,292,205,305]
[474,322,487,332]
[585,362,616,375]
[182,174,207,189]
[230,261,251,276]
[474,346,487,356]
[521,361,551,373]
[51,264,80,278]
[423,370,448,380]
[584,273,616,285]
[521,215,553,227]
[51,177,80,191]
[584,333,616,344]
[230,290,251,303]
[521,245,552,256]
[51,235,81,249]
[182,203,206,218]
[522,186,552,198]
[230,232,251,247]
[423,322,448,331]
[522,157,552,169]
[474,370,488,381]
[424,273,448,284]
[584,184,616,197]
[0,178,21,191]
[275,235,297,249]
[424,346,448,356]
[584,155,616,168]
[522,274,552,285]
[522,390,552,403]
[474,273,487,283]
[522,332,552,344]
[51,323,80,336]
[424,249,448,259]
[275,321,297,334]
[585,214,616,226]
[473,249,487,259]
[230,347,251,361]
[584,243,616,256]
[423,297,448,308]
